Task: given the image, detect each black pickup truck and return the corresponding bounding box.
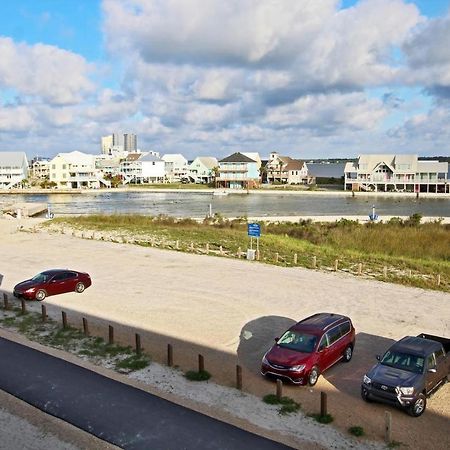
[361,334,450,417]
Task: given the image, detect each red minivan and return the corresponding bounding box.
[261,313,355,386]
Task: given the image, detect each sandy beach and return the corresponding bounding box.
[0,219,449,449]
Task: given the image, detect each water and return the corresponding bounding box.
[1,191,449,218]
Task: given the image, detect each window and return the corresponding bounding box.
[339,321,351,337]
[327,326,342,345]
[427,354,436,369]
[52,164,56,169]
[62,164,66,169]
[52,273,66,281]
[434,348,445,364]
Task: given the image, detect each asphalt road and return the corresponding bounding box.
[0,337,292,450]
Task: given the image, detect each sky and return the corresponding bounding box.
[0,0,450,160]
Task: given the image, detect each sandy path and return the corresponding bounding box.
[1,220,449,449]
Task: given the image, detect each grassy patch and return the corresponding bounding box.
[263,394,301,415]
[348,426,365,437]
[184,370,211,381]
[115,354,150,372]
[308,413,334,424]
[387,441,403,448]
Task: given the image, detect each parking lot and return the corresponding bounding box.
[1,220,449,449]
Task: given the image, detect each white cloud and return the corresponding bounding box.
[0,37,94,105]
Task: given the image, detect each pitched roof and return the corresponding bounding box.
[140,153,162,162]
[285,160,305,171]
[196,156,218,169]
[0,152,28,167]
[219,152,256,163]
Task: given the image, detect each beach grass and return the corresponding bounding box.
[47,214,450,292]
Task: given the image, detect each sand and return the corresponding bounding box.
[0,218,449,450]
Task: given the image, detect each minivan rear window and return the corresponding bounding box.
[278,331,317,353]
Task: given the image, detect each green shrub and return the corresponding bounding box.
[184,370,211,381]
[348,426,365,437]
[308,413,334,424]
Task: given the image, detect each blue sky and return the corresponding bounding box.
[0,0,450,159]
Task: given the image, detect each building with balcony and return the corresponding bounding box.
[0,152,29,189]
[344,155,449,193]
[49,151,110,189]
[119,152,165,184]
[188,156,218,183]
[265,152,310,184]
[216,152,260,189]
[161,154,189,182]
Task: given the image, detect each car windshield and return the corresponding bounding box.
[380,350,424,374]
[277,331,317,353]
[31,273,49,283]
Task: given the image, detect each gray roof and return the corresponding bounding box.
[220,152,256,163]
[0,152,28,167]
[140,154,162,162]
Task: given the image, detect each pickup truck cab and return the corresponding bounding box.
[361,334,450,417]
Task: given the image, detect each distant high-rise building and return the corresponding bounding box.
[124,133,137,153]
[101,135,113,154]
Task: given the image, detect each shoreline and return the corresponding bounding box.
[2,187,450,198]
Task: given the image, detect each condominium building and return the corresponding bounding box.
[344,154,449,193]
[123,133,137,153]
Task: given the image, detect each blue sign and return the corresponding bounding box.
[247,223,261,237]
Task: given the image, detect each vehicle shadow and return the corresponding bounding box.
[323,332,395,398]
[236,315,296,374]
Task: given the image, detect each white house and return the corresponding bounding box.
[188,156,218,183]
[119,152,165,184]
[0,152,29,189]
[265,152,309,184]
[344,154,449,193]
[49,151,110,189]
[161,154,189,182]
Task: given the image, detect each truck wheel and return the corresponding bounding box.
[408,394,426,417]
[361,386,372,402]
[308,366,319,386]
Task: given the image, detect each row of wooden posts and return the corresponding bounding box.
[2,291,394,444]
[70,229,442,285]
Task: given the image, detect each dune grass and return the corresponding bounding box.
[47,214,450,291]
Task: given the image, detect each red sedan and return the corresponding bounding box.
[13,269,92,301]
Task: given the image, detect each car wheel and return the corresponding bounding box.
[408,394,426,417]
[361,386,372,402]
[35,289,46,301]
[343,345,353,362]
[75,282,85,293]
[308,366,320,386]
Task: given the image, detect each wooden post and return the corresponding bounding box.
[383,266,387,278]
[108,325,114,344]
[190,242,194,252]
[437,274,441,286]
[293,253,298,265]
[408,269,412,278]
[167,344,173,367]
[275,252,279,263]
[151,237,155,247]
[3,292,9,310]
[237,246,241,258]
[175,240,179,250]
[312,256,317,268]
[320,391,328,417]
[198,354,205,372]
[276,379,283,401]
[334,259,338,271]
[358,263,362,275]
[236,365,242,390]
[219,245,223,255]
[41,304,47,322]
[135,333,141,355]
[21,298,26,315]
[62,311,68,329]
[206,243,210,254]
[256,249,260,261]
[384,411,392,444]
[82,318,89,336]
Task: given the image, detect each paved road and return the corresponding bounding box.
[0,337,292,450]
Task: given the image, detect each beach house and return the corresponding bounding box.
[161,154,189,182]
[344,155,449,193]
[0,152,29,189]
[216,152,260,189]
[265,152,309,184]
[188,156,218,184]
[119,152,165,184]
